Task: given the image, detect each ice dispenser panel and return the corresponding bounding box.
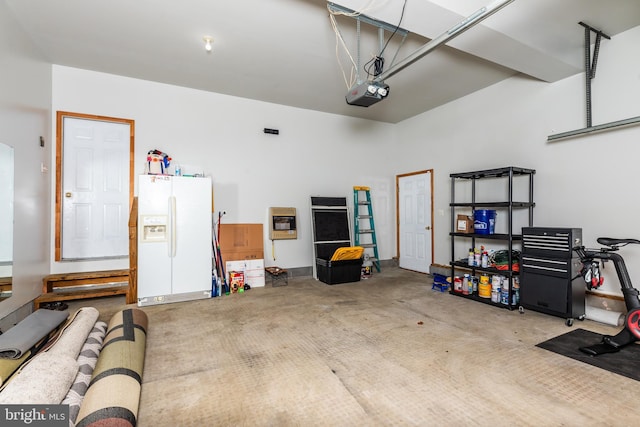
[141,215,168,242]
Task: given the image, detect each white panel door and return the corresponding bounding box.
[61,117,130,259]
[398,171,433,273]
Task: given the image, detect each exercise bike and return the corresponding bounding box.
[573,238,640,356]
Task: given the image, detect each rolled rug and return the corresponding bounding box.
[0,307,102,402]
[0,309,69,359]
[75,308,148,427]
[0,308,97,387]
[47,307,100,360]
[63,321,108,426]
[0,351,31,388]
[0,332,55,387]
[0,352,78,404]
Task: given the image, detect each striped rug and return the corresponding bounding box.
[62,321,108,426]
[75,308,148,427]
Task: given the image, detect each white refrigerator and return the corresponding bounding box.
[137,175,212,306]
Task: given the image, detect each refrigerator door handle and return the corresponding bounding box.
[170,196,177,257]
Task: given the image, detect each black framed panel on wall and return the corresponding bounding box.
[310,196,352,278]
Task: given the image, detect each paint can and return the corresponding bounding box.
[491,288,500,303]
[500,286,510,305]
[491,275,502,303]
[478,275,491,298]
[474,210,497,234]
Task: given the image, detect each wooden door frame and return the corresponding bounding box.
[55,111,135,261]
[396,169,435,267]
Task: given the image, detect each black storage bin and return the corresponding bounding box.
[316,257,362,285]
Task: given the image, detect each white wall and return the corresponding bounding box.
[51,66,399,272]
[397,25,640,297]
[0,1,51,322]
[6,14,639,320]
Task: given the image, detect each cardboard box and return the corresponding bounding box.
[226,259,266,288]
[456,214,474,233]
[220,223,264,261]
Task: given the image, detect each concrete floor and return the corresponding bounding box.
[72,267,640,426]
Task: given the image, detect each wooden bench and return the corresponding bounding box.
[0,277,11,300]
[0,277,11,293]
[34,198,139,310]
[34,270,130,309]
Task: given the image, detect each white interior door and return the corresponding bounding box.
[398,171,433,273]
[61,116,131,260]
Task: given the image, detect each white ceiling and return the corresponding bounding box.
[5,0,640,123]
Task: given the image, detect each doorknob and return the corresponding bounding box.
[425,226,431,230]
[65,192,72,198]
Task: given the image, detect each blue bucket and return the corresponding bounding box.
[474,210,496,234]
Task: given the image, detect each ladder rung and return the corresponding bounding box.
[361,243,377,248]
[357,201,370,205]
[358,215,372,219]
[358,229,374,234]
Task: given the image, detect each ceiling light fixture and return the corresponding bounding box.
[203,36,213,53]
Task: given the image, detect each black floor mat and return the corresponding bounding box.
[536,328,640,381]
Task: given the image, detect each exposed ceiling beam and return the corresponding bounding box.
[374,0,515,82]
[333,0,582,83]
